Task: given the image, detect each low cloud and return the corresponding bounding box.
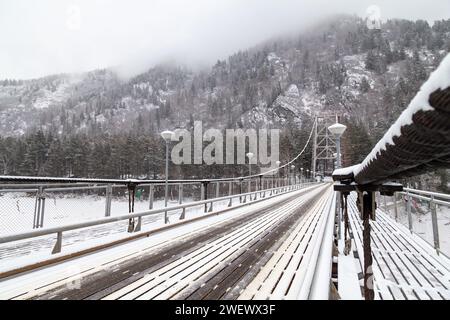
[1,0,449,79]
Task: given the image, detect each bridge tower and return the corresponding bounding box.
[311,114,339,177]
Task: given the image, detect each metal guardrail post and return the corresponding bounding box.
[39,193,46,228]
[149,184,154,210]
[135,215,142,232]
[242,179,246,203]
[338,193,342,239]
[228,181,233,207]
[127,183,138,231]
[270,176,274,196]
[430,195,440,254]
[33,190,39,229]
[105,184,112,217]
[209,182,219,212]
[52,231,62,254]
[259,176,262,199]
[238,180,242,203]
[393,192,398,221]
[202,181,209,213]
[260,176,269,198]
[33,188,41,229]
[33,187,46,229]
[179,183,185,220]
[407,192,413,233]
[362,191,375,300]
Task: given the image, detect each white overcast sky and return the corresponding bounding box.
[1,0,449,79]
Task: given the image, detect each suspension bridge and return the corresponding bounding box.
[0,54,449,300]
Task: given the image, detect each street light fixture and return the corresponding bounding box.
[161,130,174,224]
[246,152,254,175]
[328,122,347,169]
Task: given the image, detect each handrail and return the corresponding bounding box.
[403,187,450,201]
[0,182,321,249]
[0,174,299,186]
[399,190,450,207]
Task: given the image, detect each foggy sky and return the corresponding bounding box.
[1,0,449,80]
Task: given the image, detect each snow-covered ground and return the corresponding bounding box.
[0,196,231,269]
[0,192,196,235]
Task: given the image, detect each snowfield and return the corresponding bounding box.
[0,192,231,270]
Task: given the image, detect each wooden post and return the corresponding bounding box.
[362,191,375,300]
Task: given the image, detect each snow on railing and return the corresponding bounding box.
[333,53,450,185]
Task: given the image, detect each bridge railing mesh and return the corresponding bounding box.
[378,191,450,257]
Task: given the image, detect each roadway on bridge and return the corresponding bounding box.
[0,183,332,300]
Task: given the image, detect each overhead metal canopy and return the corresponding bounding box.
[333,53,450,186]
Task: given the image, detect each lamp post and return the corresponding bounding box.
[246,152,254,198]
[161,130,174,224]
[300,167,304,185]
[328,122,347,169]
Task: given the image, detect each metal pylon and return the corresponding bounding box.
[312,114,339,177]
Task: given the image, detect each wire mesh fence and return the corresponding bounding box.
[378,191,450,258]
[0,177,318,264]
[0,178,300,237]
[0,189,37,235]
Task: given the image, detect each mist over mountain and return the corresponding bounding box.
[0,15,449,189]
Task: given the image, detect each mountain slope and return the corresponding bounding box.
[0,15,449,182]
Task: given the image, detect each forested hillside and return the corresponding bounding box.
[0,15,449,188]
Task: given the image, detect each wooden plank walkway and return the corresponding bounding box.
[0,185,331,300]
[346,192,450,300]
[238,187,335,300]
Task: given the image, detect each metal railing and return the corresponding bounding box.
[0,176,319,255]
[378,187,450,257]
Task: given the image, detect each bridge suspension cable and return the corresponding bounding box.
[208,116,318,182]
[0,118,318,184]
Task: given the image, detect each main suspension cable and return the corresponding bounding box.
[209,117,317,182]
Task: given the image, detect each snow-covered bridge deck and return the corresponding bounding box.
[344,192,450,300]
[0,184,336,300]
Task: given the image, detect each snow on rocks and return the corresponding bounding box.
[300,91,322,115]
[285,84,300,98]
[354,53,450,177]
[342,54,374,89]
